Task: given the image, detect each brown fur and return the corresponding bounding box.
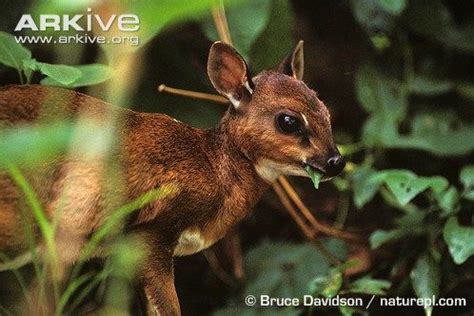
[0,42,340,315]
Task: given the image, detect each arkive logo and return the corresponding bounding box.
[15,8,140,32]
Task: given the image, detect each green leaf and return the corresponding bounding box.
[456,83,474,101]
[348,277,391,295]
[377,0,407,15]
[27,61,82,85]
[355,63,406,119]
[409,76,454,96]
[410,253,440,316]
[382,170,448,206]
[350,0,395,35]
[202,0,271,60]
[370,229,404,249]
[351,165,384,208]
[355,63,408,146]
[443,217,474,264]
[305,165,323,189]
[214,306,299,316]
[0,31,32,70]
[460,165,474,201]
[370,211,426,248]
[353,168,448,208]
[30,0,222,55]
[435,186,459,216]
[41,64,113,88]
[389,111,474,156]
[339,305,368,316]
[244,239,346,299]
[404,0,474,52]
[309,267,343,298]
[0,123,75,168]
[249,0,294,71]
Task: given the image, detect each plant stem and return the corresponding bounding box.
[211,0,233,45]
[158,84,228,104]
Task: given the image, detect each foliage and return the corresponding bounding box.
[410,253,440,316]
[211,0,474,315]
[214,239,392,315]
[0,31,111,86]
[305,166,323,189]
[202,0,294,71]
[0,0,473,315]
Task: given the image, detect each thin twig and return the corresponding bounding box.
[202,249,236,287]
[278,177,361,241]
[158,84,228,104]
[273,182,341,265]
[211,0,233,45]
[226,228,244,280]
[272,182,314,238]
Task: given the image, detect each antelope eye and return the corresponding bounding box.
[276,113,303,134]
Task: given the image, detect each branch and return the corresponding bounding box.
[158,84,228,104]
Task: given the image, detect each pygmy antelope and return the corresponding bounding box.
[0,41,345,315]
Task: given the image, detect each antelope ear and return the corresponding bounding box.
[277,40,304,80]
[207,41,254,109]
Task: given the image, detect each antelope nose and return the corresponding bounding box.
[325,155,345,177]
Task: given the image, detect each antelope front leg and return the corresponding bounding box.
[138,230,180,316]
[142,254,180,316]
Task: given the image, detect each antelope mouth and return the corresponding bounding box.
[302,163,332,182]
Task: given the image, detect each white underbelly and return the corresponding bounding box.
[173,229,214,256]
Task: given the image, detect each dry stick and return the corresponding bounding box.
[278,177,361,241]
[226,228,245,280]
[202,249,236,287]
[158,84,228,104]
[273,182,341,266]
[211,1,233,45]
[272,182,314,238]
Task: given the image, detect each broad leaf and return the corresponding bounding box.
[435,186,459,216]
[456,83,474,101]
[410,253,440,316]
[370,211,426,248]
[352,165,384,208]
[460,165,474,201]
[409,76,454,96]
[443,217,474,264]
[404,0,474,52]
[244,239,346,299]
[41,64,113,88]
[30,0,223,54]
[391,111,474,156]
[0,123,74,167]
[0,31,32,70]
[377,0,407,15]
[309,267,343,298]
[381,170,448,206]
[350,0,395,35]
[214,306,298,316]
[370,229,405,249]
[353,168,449,208]
[202,0,271,60]
[249,0,294,71]
[355,63,408,146]
[305,166,323,189]
[27,61,82,85]
[348,277,391,295]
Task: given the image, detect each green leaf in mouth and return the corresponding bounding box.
[305,165,323,189]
